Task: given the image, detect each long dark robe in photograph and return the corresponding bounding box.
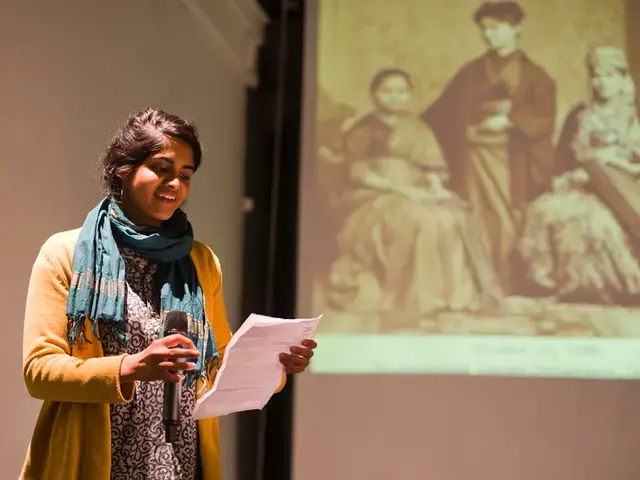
[422,50,557,292]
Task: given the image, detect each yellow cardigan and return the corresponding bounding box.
[21,229,285,479]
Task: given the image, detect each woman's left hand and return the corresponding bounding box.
[279,339,317,374]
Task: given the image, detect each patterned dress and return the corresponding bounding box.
[101,248,199,480]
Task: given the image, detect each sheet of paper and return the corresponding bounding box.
[192,313,322,419]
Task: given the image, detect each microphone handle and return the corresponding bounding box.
[164,379,182,443]
[164,348,184,443]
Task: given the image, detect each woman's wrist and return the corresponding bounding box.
[120,353,139,384]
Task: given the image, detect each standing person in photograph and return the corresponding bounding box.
[422,1,557,293]
[21,108,316,480]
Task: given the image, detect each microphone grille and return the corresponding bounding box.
[163,310,188,335]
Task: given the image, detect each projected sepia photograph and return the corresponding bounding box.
[304,0,640,338]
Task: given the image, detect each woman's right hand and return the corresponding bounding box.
[401,187,429,200]
[402,185,451,201]
[120,334,200,384]
[479,114,512,133]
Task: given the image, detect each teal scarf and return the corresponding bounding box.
[66,198,218,385]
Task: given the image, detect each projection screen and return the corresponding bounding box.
[298,0,640,379]
[294,1,640,479]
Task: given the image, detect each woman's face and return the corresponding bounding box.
[479,18,520,52]
[373,75,412,113]
[591,68,623,101]
[121,136,195,227]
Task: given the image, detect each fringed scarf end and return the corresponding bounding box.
[186,354,220,390]
[66,314,90,346]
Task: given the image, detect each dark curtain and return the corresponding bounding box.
[237,1,305,480]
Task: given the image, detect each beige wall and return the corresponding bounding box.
[0,1,263,477]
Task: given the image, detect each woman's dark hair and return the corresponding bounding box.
[370,68,414,94]
[473,1,525,25]
[101,107,202,201]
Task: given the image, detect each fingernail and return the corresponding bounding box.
[279,353,286,358]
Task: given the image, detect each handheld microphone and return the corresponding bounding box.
[162,310,189,443]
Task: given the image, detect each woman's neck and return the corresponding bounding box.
[493,43,518,58]
[119,198,162,228]
[375,110,401,126]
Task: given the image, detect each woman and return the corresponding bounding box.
[21,108,316,480]
[327,69,502,326]
[520,46,640,304]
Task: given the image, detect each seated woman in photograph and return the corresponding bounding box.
[327,68,502,326]
[21,108,316,480]
[520,46,640,304]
